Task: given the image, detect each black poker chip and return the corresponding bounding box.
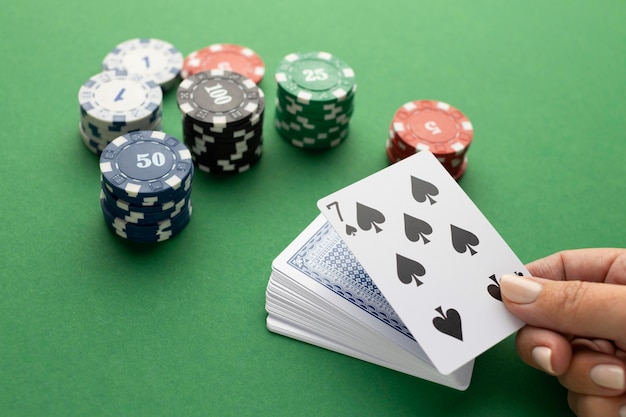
[177,69,265,174]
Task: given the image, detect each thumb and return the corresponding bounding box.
[500,274,626,351]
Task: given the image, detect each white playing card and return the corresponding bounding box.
[317,151,526,375]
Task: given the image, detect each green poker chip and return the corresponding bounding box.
[275,51,356,106]
[274,51,356,150]
[277,88,355,118]
[275,99,353,133]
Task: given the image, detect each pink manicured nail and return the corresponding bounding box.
[590,364,625,390]
[500,274,543,304]
[532,346,555,375]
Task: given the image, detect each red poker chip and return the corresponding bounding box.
[385,139,402,164]
[450,157,468,180]
[438,154,467,177]
[387,143,467,180]
[386,132,468,181]
[387,126,415,159]
[387,124,467,166]
[391,100,473,158]
[181,44,265,84]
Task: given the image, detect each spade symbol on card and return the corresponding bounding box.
[487,274,502,301]
[411,176,439,205]
[356,202,385,233]
[404,213,433,244]
[433,306,463,341]
[396,254,426,287]
[346,225,357,236]
[450,225,480,256]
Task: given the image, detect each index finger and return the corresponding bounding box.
[526,248,626,285]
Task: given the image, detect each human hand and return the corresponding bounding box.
[500,248,626,417]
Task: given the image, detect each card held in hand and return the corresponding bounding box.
[317,151,527,375]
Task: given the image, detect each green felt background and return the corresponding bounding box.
[1,0,625,416]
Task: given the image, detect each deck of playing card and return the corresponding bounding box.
[265,151,527,390]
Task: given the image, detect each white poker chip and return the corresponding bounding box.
[102,38,183,90]
[77,69,164,154]
[78,70,163,127]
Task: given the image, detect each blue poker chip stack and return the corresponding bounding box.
[99,130,194,243]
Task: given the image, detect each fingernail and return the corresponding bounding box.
[500,274,543,304]
[532,346,555,374]
[589,364,625,390]
[619,405,626,417]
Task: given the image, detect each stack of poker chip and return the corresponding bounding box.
[181,43,265,85]
[387,100,473,180]
[176,69,265,174]
[274,51,356,150]
[101,38,183,91]
[78,70,163,154]
[99,130,194,243]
